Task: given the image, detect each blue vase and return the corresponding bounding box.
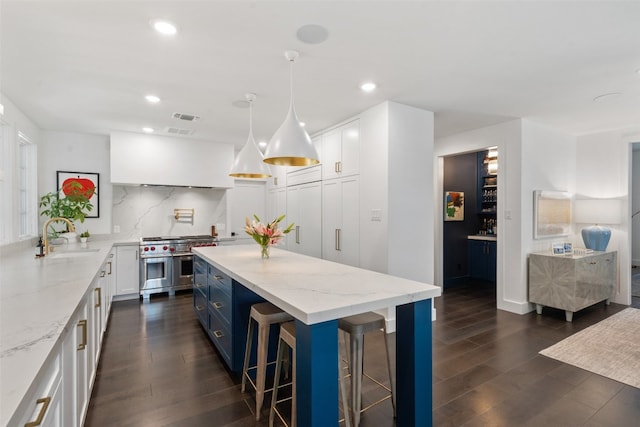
[581,225,611,251]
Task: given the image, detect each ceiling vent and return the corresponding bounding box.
[165,127,195,136]
[172,112,200,122]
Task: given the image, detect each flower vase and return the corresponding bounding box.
[260,245,270,259]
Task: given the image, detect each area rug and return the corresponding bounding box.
[539,308,640,389]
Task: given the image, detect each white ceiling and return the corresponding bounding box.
[1,1,639,149]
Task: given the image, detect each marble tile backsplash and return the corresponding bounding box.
[111,185,227,239]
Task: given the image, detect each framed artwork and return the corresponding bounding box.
[563,242,573,255]
[56,171,99,218]
[444,191,464,221]
[552,242,565,255]
[533,190,571,239]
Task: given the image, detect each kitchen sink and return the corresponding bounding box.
[48,248,101,258]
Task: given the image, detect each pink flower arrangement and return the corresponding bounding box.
[245,214,294,249]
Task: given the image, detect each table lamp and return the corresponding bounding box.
[573,198,622,251]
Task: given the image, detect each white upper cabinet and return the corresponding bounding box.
[286,181,322,258]
[322,176,359,267]
[110,131,235,188]
[321,120,359,180]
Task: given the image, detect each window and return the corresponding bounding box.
[18,132,37,238]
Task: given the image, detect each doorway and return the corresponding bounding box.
[442,149,498,292]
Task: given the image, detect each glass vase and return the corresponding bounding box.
[260,245,270,259]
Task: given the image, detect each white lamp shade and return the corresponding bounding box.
[263,105,319,166]
[229,131,272,178]
[574,199,622,224]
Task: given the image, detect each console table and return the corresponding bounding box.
[528,251,617,321]
[193,245,441,426]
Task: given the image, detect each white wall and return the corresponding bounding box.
[387,102,435,283]
[435,119,577,314]
[633,148,640,266]
[575,128,640,305]
[38,131,112,234]
[0,93,41,244]
[358,102,390,273]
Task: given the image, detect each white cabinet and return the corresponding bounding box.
[321,120,359,180]
[286,181,322,258]
[12,351,63,427]
[322,176,360,267]
[266,164,288,189]
[267,187,287,249]
[115,245,140,299]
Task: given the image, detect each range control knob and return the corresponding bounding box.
[144,247,149,252]
[170,247,175,252]
[150,246,156,251]
[163,246,168,251]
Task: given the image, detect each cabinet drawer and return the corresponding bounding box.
[11,350,62,427]
[193,290,207,326]
[208,265,232,291]
[209,285,232,327]
[208,310,232,365]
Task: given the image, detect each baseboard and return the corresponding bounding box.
[112,293,140,302]
[498,299,534,315]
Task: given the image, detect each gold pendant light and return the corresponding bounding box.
[229,93,272,178]
[263,50,319,166]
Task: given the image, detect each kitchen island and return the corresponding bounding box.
[193,245,441,427]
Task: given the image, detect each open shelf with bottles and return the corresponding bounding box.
[477,149,498,215]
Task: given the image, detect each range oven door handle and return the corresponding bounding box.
[172,253,194,258]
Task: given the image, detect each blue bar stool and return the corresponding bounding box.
[242,302,293,420]
[269,321,351,427]
[339,312,395,427]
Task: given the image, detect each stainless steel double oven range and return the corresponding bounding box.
[139,235,217,299]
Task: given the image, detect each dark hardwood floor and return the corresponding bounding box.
[85,283,640,426]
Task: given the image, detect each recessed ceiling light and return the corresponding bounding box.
[142,127,154,133]
[593,92,622,102]
[299,122,306,127]
[151,20,177,35]
[145,94,160,103]
[296,24,329,44]
[361,82,376,92]
[636,68,640,75]
[258,141,267,148]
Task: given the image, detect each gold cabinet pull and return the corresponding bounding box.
[24,396,51,427]
[100,271,105,278]
[274,176,279,186]
[195,305,204,311]
[213,302,223,309]
[195,283,204,289]
[107,261,112,275]
[213,330,224,339]
[95,287,102,308]
[295,225,300,244]
[77,319,87,351]
[213,275,223,280]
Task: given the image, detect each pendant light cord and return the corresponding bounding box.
[289,56,295,108]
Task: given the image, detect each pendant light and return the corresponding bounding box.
[264,50,319,166]
[229,93,272,178]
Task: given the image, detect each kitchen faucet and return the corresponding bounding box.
[42,217,75,256]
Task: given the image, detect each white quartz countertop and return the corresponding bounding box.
[0,239,126,426]
[193,246,441,325]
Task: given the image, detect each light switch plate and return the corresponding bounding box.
[216,223,226,231]
[371,209,382,222]
[113,225,120,233]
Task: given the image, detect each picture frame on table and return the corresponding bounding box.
[563,242,573,255]
[56,171,99,218]
[552,242,565,255]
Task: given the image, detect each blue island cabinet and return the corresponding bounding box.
[193,255,270,371]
